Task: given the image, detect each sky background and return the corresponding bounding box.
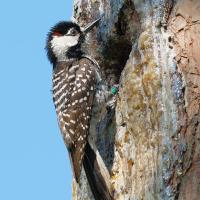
[0,1,73,199]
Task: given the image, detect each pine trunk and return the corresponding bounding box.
[72,0,200,199]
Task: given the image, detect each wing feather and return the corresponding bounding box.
[62,58,96,182]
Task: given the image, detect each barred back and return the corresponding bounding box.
[52,58,97,182]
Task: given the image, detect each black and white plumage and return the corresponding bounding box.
[52,58,96,180]
[46,20,113,200]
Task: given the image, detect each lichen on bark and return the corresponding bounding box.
[72,0,200,199]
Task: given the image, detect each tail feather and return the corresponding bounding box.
[83,142,113,200]
[68,148,82,183]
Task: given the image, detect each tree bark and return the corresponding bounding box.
[72,0,200,199]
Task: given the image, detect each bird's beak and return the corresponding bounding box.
[82,18,101,34]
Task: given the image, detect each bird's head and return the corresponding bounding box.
[46,19,100,65]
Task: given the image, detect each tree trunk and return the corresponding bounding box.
[72,0,200,199]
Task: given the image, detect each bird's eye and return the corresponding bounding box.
[67,29,78,36]
[53,31,62,36]
[70,29,77,35]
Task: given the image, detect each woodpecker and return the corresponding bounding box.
[46,19,113,200]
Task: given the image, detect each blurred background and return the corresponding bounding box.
[0,1,73,199]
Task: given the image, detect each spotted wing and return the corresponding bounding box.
[62,58,96,182]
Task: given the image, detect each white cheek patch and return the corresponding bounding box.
[50,35,80,61]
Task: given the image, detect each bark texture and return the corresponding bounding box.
[72,0,200,199]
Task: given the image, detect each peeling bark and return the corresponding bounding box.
[71,0,200,199]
